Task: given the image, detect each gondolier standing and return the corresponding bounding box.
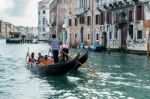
[49,34,60,63]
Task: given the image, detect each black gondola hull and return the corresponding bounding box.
[28,53,80,76]
[74,50,88,70]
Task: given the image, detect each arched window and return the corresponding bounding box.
[43,10,45,14]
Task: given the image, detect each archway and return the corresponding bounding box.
[101,31,107,47]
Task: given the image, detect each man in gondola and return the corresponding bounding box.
[49,34,60,63]
[37,53,44,63]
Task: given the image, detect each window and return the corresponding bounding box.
[96,34,99,40]
[43,10,45,14]
[88,34,90,40]
[100,13,104,25]
[95,15,101,25]
[43,18,45,26]
[100,26,102,31]
[75,33,77,39]
[107,12,112,24]
[114,13,118,23]
[87,16,91,25]
[129,10,133,22]
[42,28,45,32]
[109,32,112,39]
[136,5,144,20]
[137,30,142,39]
[75,18,78,26]
[96,15,99,25]
[69,19,72,26]
[114,26,118,39]
[129,25,133,39]
[80,17,84,24]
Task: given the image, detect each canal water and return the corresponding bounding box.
[0,39,150,99]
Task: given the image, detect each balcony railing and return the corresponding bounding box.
[96,0,137,11]
[75,7,89,15]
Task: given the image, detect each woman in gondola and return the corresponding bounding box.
[28,52,36,63]
[60,42,69,62]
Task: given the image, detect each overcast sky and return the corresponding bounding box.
[0,0,41,27]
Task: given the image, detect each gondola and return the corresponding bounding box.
[74,49,88,70]
[28,53,80,76]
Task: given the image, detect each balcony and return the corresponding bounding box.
[75,7,89,16]
[118,1,123,5]
[132,0,139,3]
[96,3,107,12]
[123,0,130,5]
[118,12,127,24]
[109,4,114,8]
[113,2,119,7]
[103,4,108,9]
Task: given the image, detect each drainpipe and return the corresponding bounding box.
[91,0,94,46]
[56,0,58,38]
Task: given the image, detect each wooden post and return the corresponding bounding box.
[147,31,150,58]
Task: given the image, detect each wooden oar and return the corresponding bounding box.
[48,48,50,56]
[62,51,99,78]
[26,47,30,60]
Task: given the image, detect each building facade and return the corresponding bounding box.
[38,0,50,41]
[65,0,150,52]
[1,22,16,38]
[16,26,38,41]
[96,0,150,51]
[65,0,97,47]
[49,0,71,43]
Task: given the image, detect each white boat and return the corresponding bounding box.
[32,39,38,44]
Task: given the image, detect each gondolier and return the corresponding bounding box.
[49,34,60,63]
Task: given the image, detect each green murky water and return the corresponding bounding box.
[0,39,150,99]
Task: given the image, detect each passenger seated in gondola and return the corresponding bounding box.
[37,53,44,63]
[38,55,54,66]
[28,52,36,63]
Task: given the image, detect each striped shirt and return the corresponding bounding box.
[50,38,60,50]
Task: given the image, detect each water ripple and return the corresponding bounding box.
[0,39,150,99]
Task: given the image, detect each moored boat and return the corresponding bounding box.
[27,53,80,76]
[31,39,38,44]
[89,45,106,52]
[6,32,22,44]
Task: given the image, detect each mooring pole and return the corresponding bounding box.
[147,31,150,59]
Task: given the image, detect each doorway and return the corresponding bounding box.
[120,23,127,49]
[101,31,107,47]
[80,27,84,43]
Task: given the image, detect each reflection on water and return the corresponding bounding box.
[0,39,150,99]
